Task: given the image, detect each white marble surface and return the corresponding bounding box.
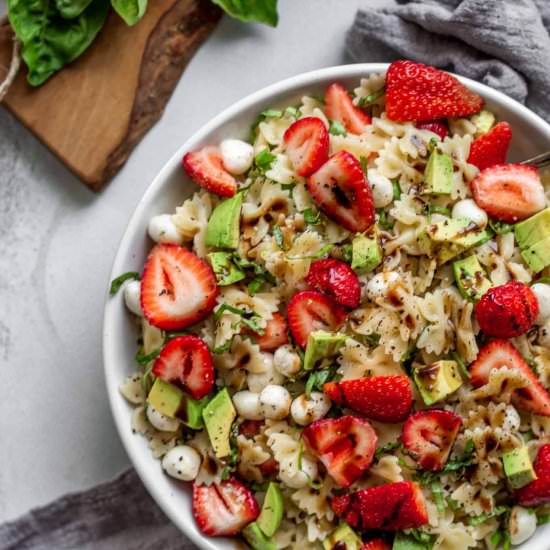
[0,0,396,522]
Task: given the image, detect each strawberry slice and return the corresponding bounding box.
[152,335,214,399]
[416,120,448,140]
[470,339,550,417]
[402,410,462,471]
[324,376,413,423]
[386,60,483,122]
[332,481,428,531]
[325,82,371,135]
[362,541,391,550]
[303,416,377,487]
[192,478,259,536]
[306,258,361,308]
[468,121,512,171]
[283,117,329,176]
[141,244,218,330]
[517,444,550,506]
[287,290,347,348]
[307,151,375,233]
[252,312,288,352]
[183,146,237,197]
[239,420,264,438]
[471,164,545,223]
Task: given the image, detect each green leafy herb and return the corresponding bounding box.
[210,0,279,26]
[280,182,295,198]
[489,219,514,235]
[212,336,235,354]
[490,530,503,548]
[328,119,347,136]
[55,0,94,18]
[374,441,401,460]
[110,271,140,295]
[221,421,240,479]
[428,137,439,153]
[428,204,452,218]
[247,275,267,295]
[255,148,277,172]
[287,243,334,260]
[284,106,300,119]
[359,155,369,175]
[467,506,509,526]
[417,439,475,485]
[164,331,188,341]
[377,208,394,230]
[273,225,285,249]
[408,528,435,546]
[111,0,147,25]
[537,512,550,525]
[141,363,154,394]
[213,304,265,335]
[303,208,321,225]
[392,178,402,200]
[305,368,338,396]
[362,333,381,347]
[431,481,446,513]
[400,343,417,372]
[357,87,385,108]
[213,303,249,320]
[522,430,536,443]
[450,351,470,380]
[341,243,353,263]
[240,316,265,335]
[261,109,282,118]
[532,276,550,286]
[523,354,538,373]
[135,347,160,366]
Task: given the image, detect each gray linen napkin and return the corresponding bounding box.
[3,1,550,549]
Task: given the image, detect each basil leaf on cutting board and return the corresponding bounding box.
[210,0,278,26]
[111,0,147,26]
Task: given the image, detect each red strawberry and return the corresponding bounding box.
[325,82,371,135]
[306,259,361,308]
[475,281,538,338]
[183,146,237,197]
[386,60,483,122]
[239,420,264,438]
[258,457,279,477]
[362,541,391,550]
[470,339,550,417]
[252,312,288,352]
[517,444,550,506]
[152,335,214,399]
[416,120,449,140]
[402,410,462,471]
[283,117,329,176]
[141,244,218,331]
[324,375,413,423]
[303,416,377,487]
[192,478,259,536]
[332,481,428,531]
[287,290,347,348]
[468,121,512,171]
[307,151,375,233]
[471,164,545,223]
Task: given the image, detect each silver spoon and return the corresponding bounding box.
[521,151,550,169]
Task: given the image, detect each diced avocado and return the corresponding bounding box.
[205,193,243,249]
[471,110,496,135]
[521,235,550,272]
[515,207,550,250]
[453,255,492,301]
[202,388,236,458]
[393,531,430,550]
[257,482,283,537]
[351,231,383,273]
[423,149,454,195]
[413,360,463,406]
[181,395,210,430]
[304,330,347,371]
[503,446,537,489]
[147,378,185,418]
[208,251,245,286]
[323,523,363,550]
[243,522,277,550]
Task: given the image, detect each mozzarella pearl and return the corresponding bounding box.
[123,280,142,317]
[147,214,183,244]
[451,199,488,228]
[279,455,318,489]
[366,271,401,301]
[220,139,254,175]
[290,392,331,426]
[232,391,263,420]
[162,445,202,481]
[146,404,180,432]
[273,345,302,377]
[247,355,285,393]
[531,283,550,325]
[509,506,537,546]
[368,171,394,208]
[259,385,291,420]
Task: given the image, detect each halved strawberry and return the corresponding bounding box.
[416,120,449,140]
[287,290,347,348]
[253,312,288,352]
[258,457,279,477]
[324,376,413,423]
[517,444,550,506]
[303,416,377,487]
[283,117,329,176]
[386,60,483,122]
[325,82,371,135]
[306,258,361,308]
[471,164,545,223]
[362,540,391,550]
[468,121,512,171]
[183,146,237,197]
[402,410,462,471]
[152,335,214,399]
[470,339,550,417]
[192,478,259,536]
[332,481,428,531]
[307,151,375,233]
[239,420,264,438]
[141,244,218,331]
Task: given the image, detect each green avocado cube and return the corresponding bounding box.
[205,193,243,249]
[182,395,210,430]
[351,231,383,273]
[514,207,550,250]
[503,446,537,489]
[243,522,277,550]
[520,234,550,273]
[392,531,431,550]
[303,330,347,371]
[453,255,492,301]
[147,378,185,418]
[208,251,246,286]
[323,523,363,550]
[423,149,454,195]
[202,388,236,458]
[471,110,496,135]
[413,360,463,406]
[257,482,283,537]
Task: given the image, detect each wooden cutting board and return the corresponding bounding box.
[0,0,221,190]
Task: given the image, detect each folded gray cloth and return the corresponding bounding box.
[346,0,550,122]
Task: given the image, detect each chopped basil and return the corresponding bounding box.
[374,441,401,460]
[416,439,475,485]
[164,331,188,341]
[489,219,514,235]
[408,528,435,546]
[247,275,267,295]
[537,512,550,525]
[273,225,285,249]
[451,351,470,379]
[261,109,282,118]
[110,271,140,295]
[240,316,265,335]
[280,182,296,198]
[212,336,235,354]
[341,243,353,263]
[213,303,249,320]
[359,155,369,175]
[431,481,446,513]
[467,506,509,526]
[303,207,321,225]
[428,204,452,218]
[532,276,550,286]
[213,304,265,335]
[135,347,160,366]
[357,87,385,108]
[255,148,277,172]
[284,106,300,119]
[362,333,381,347]
[305,367,339,396]
[328,119,347,136]
[377,208,394,230]
[392,178,402,200]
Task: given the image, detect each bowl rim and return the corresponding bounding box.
[103,62,550,550]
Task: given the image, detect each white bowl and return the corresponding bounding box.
[103,64,550,550]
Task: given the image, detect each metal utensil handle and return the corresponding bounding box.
[521,150,550,169]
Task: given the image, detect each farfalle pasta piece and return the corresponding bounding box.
[188,431,224,486]
[369,455,404,483]
[236,434,271,484]
[214,336,270,374]
[142,318,164,355]
[338,340,404,379]
[469,366,528,403]
[172,191,213,257]
[119,374,145,405]
[449,482,496,516]
[291,478,336,521]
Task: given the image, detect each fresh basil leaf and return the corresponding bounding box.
[341,243,353,263]
[428,204,452,218]
[532,277,550,286]
[255,148,276,172]
[55,0,94,18]
[284,106,300,119]
[241,317,265,335]
[489,219,514,235]
[247,275,266,295]
[537,512,550,525]
[328,119,347,136]
[135,347,160,366]
[357,87,385,108]
[374,441,401,460]
[213,303,248,320]
[303,207,321,225]
[110,271,140,295]
[261,109,282,118]
[211,0,278,26]
[392,178,402,200]
[408,528,435,546]
[111,0,147,25]
[280,182,295,198]
[377,208,394,230]
[450,351,470,380]
[359,155,369,175]
[212,336,235,354]
[305,368,338,396]
[431,481,446,513]
[362,333,381,347]
[490,530,503,548]
[273,225,285,249]
[467,506,509,526]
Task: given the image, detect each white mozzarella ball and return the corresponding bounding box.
[531,283,550,325]
[290,392,331,426]
[147,214,183,244]
[232,391,263,420]
[259,385,291,420]
[247,354,285,393]
[220,139,254,175]
[279,455,318,489]
[509,506,537,545]
[273,345,302,377]
[539,321,550,348]
[368,171,394,208]
[146,404,180,432]
[123,280,143,317]
[162,445,202,481]
[451,199,488,228]
[366,271,401,301]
